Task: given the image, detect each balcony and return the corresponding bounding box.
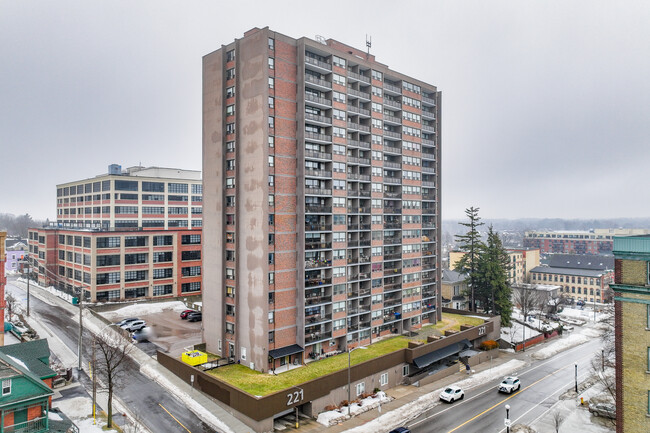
[305,131,332,142]
[384,282,401,292]
[383,114,402,125]
[305,331,332,344]
[305,113,332,125]
[422,181,436,187]
[384,221,401,228]
[305,242,332,251]
[305,56,332,71]
[304,168,332,178]
[347,122,370,132]
[305,223,332,231]
[306,258,332,269]
[422,95,437,106]
[384,297,401,307]
[384,253,401,261]
[384,160,400,169]
[422,138,436,146]
[422,208,436,215]
[383,98,401,109]
[347,71,371,84]
[305,93,332,107]
[305,277,332,288]
[384,83,402,94]
[384,236,402,244]
[347,139,370,149]
[305,74,332,89]
[4,416,47,433]
[422,109,436,119]
[305,187,332,196]
[422,166,436,174]
[305,295,333,306]
[383,130,401,139]
[305,149,332,160]
[347,105,370,116]
[422,124,436,133]
[347,223,359,231]
[305,205,332,213]
[384,206,402,214]
[383,177,401,185]
[348,206,370,214]
[347,88,371,100]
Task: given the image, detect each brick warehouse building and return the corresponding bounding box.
[523,228,650,255]
[611,235,650,432]
[27,227,202,302]
[202,27,441,372]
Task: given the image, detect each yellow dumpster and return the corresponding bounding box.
[182,350,207,366]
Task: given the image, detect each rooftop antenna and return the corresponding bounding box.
[366,34,372,58]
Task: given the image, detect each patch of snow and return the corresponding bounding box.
[48,412,63,421]
[102,301,187,319]
[140,363,235,433]
[316,392,391,426]
[7,355,29,371]
[343,360,526,433]
[531,332,595,360]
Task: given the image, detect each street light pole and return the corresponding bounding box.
[78,287,84,371]
[574,362,578,393]
[505,404,511,433]
[92,337,96,424]
[347,345,367,417]
[26,255,30,317]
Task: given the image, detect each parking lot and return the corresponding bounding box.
[98,301,203,356]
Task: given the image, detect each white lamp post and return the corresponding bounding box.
[347,345,367,417]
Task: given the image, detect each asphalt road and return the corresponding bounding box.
[408,337,602,433]
[6,278,217,433]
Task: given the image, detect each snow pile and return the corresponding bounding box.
[54,397,108,433]
[140,363,235,433]
[500,324,540,345]
[344,360,526,433]
[316,392,391,426]
[102,301,187,320]
[531,330,598,361]
[560,307,610,323]
[48,411,63,421]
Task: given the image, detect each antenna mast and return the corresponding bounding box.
[366,34,372,58]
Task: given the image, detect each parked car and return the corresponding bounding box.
[132,327,152,342]
[122,320,146,332]
[180,309,197,319]
[187,312,202,322]
[498,376,521,394]
[114,317,139,327]
[588,402,615,419]
[389,428,411,433]
[439,385,464,403]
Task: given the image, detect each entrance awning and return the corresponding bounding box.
[412,339,472,369]
[269,344,304,359]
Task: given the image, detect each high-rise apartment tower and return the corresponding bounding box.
[203,27,441,372]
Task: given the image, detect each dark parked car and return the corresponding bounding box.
[180,309,197,319]
[187,312,202,322]
[389,428,411,433]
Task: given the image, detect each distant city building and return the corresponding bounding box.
[27,227,202,302]
[449,248,539,285]
[441,269,468,310]
[523,229,650,255]
[56,164,202,230]
[202,27,441,372]
[611,235,650,432]
[529,254,614,303]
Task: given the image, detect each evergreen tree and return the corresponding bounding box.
[476,226,513,326]
[454,207,484,312]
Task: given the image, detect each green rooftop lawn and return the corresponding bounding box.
[205,313,485,396]
[207,336,409,396]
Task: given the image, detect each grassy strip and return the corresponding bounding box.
[208,336,408,396]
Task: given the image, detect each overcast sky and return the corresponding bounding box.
[1,1,649,221]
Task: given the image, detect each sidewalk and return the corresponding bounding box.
[10,278,251,433]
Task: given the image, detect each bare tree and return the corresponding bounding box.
[552,410,564,433]
[93,331,133,428]
[5,293,17,321]
[512,286,544,351]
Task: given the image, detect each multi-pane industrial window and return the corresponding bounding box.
[168,207,188,215]
[182,250,201,261]
[142,194,164,201]
[97,272,120,285]
[153,284,173,296]
[124,270,147,282]
[115,180,138,191]
[226,49,235,62]
[268,57,274,69]
[142,207,164,214]
[115,206,138,214]
[153,268,173,279]
[97,237,120,248]
[402,81,421,94]
[226,68,235,80]
[268,77,274,89]
[125,253,148,265]
[142,181,164,192]
[58,250,65,260]
[402,96,421,109]
[181,234,201,244]
[124,236,147,247]
[168,183,188,193]
[153,251,172,263]
[125,287,148,299]
[182,266,201,277]
[182,282,201,293]
[74,253,82,264]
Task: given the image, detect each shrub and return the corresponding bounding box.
[324,405,337,412]
[373,387,381,394]
[479,340,499,351]
[340,400,349,407]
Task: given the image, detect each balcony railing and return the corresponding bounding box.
[4,416,47,433]
[305,113,332,125]
[305,75,332,88]
[384,206,402,214]
[347,105,370,116]
[383,145,402,154]
[305,56,332,70]
[305,93,332,106]
[305,205,332,213]
[347,71,371,84]
[305,331,332,344]
[305,277,332,288]
[306,258,332,269]
[383,177,401,185]
[347,88,371,100]
[422,95,437,105]
[304,168,332,178]
[422,109,436,119]
[384,236,402,244]
[305,241,332,250]
[305,131,332,142]
[422,124,436,133]
[305,149,332,160]
[347,139,370,149]
[305,296,333,306]
[422,138,436,146]
[305,187,332,196]
[383,98,401,109]
[384,161,400,169]
[383,114,402,124]
[384,83,402,94]
[384,221,401,228]
[305,223,332,231]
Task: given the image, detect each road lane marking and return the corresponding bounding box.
[159,403,192,433]
[445,350,596,433]
[410,342,600,428]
